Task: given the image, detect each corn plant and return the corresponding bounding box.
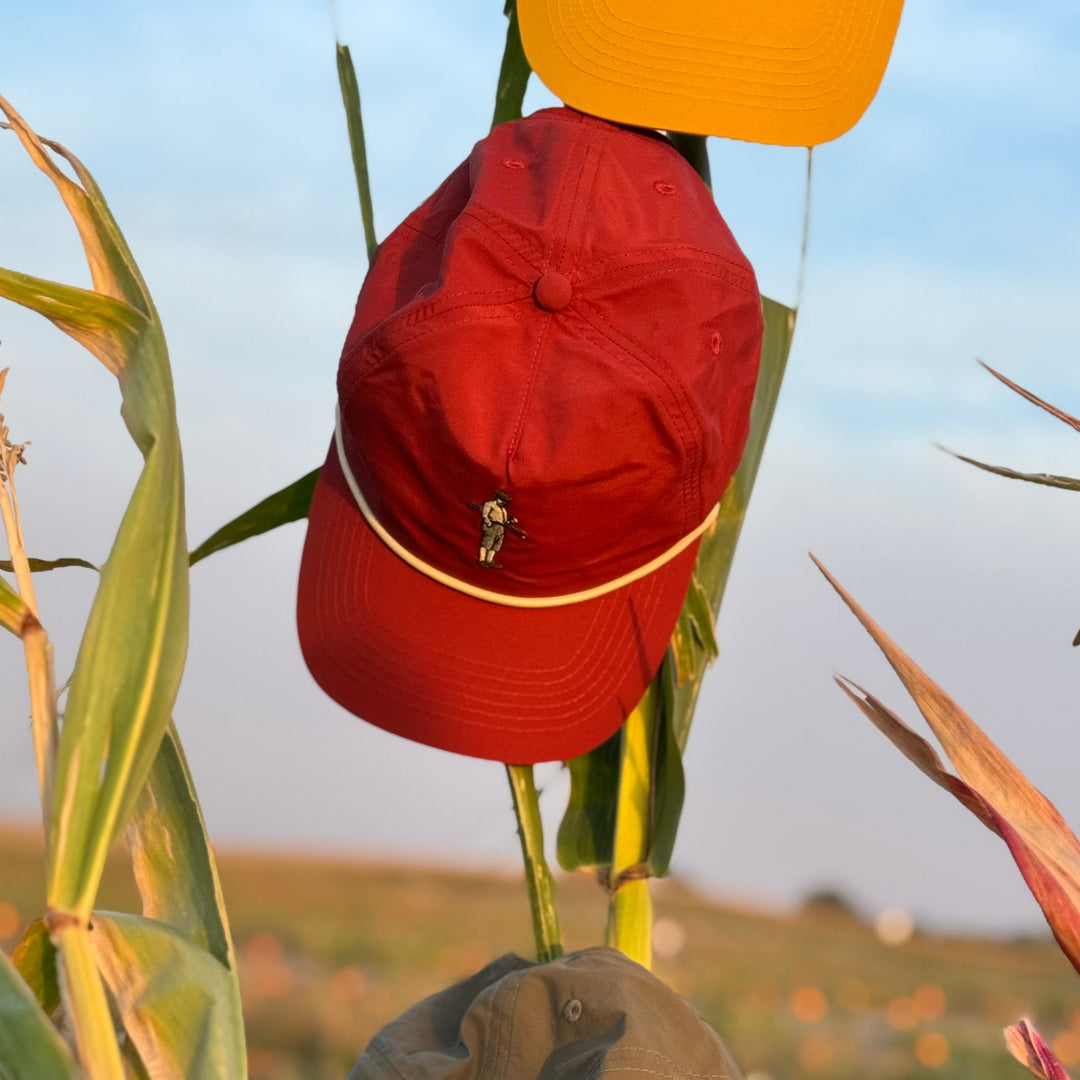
[0,96,245,1080]
[815,369,1080,1077]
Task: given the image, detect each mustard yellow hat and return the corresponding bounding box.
[517,0,905,146]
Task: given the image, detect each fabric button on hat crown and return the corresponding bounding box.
[297,107,762,764]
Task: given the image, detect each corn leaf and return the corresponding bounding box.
[90,912,246,1080]
[938,447,1080,492]
[0,947,81,1080]
[492,0,531,129]
[189,468,318,566]
[833,677,1000,833]
[126,722,239,976]
[0,571,32,637]
[556,730,620,871]
[644,678,685,879]
[816,556,1080,976]
[10,919,61,1016]
[1006,1019,1072,1080]
[0,99,189,923]
[667,296,796,745]
[336,44,377,262]
[979,361,1080,434]
[0,557,98,573]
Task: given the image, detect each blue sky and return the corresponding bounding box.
[0,1,1078,935]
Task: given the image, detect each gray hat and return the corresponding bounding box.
[348,947,744,1080]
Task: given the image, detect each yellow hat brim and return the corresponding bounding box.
[517,0,905,146]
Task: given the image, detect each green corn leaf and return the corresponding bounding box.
[0,947,81,1080]
[189,468,318,566]
[0,557,98,574]
[126,722,239,977]
[90,912,246,1080]
[0,269,144,377]
[10,919,61,1016]
[644,684,685,879]
[492,0,531,129]
[336,44,378,261]
[556,730,619,871]
[663,296,795,749]
[0,99,189,923]
[0,571,32,637]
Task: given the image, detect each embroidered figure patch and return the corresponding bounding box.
[468,490,527,569]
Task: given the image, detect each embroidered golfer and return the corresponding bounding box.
[470,490,527,569]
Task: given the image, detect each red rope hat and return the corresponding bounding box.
[297,108,762,763]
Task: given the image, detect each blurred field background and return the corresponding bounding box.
[2,822,1077,1080]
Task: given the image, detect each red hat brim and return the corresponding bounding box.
[297,442,700,764]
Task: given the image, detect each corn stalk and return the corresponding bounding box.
[0,95,244,1080]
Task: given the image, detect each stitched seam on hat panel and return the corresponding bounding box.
[570,302,695,448]
[505,305,553,465]
[571,302,701,532]
[545,118,590,271]
[583,252,757,297]
[338,308,525,401]
[363,1037,411,1080]
[489,966,525,1080]
[559,127,601,275]
[505,131,597,462]
[593,1068,722,1079]
[459,206,546,278]
[603,1047,729,1078]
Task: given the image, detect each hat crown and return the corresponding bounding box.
[337,109,762,600]
[350,947,744,1080]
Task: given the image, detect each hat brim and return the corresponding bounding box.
[297,443,700,764]
[517,0,904,146]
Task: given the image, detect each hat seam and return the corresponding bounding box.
[558,124,599,275]
[593,1067,724,1080]
[487,965,526,1080]
[363,1036,413,1080]
[459,206,546,279]
[505,302,553,466]
[570,303,702,531]
[582,251,757,297]
[602,1047,731,1078]
[339,307,526,401]
[506,123,597,462]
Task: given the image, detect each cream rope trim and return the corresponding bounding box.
[335,409,718,609]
